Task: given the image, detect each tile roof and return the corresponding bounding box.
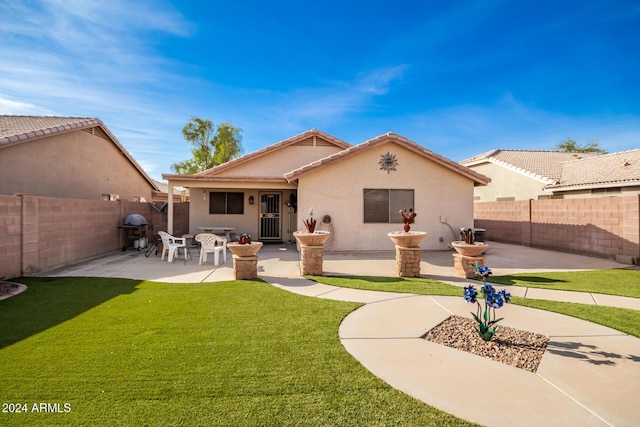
[284,132,490,185]
[194,129,350,178]
[0,115,158,190]
[545,149,640,190]
[0,115,100,143]
[460,149,601,184]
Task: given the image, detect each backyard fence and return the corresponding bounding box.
[474,195,640,264]
[0,194,189,280]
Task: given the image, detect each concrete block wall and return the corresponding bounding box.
[474,195,640,263]
[0,196,22,280]
[0,195,190,279]
[34,197,122,275]
[474,200,531,245]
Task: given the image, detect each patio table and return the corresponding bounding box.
[197,226,238,242]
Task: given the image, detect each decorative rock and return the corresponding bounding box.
[453,253,485,278]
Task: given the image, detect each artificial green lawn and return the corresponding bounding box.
[488,269,640,298]
[309,273,640,339]
[0,277,477,427]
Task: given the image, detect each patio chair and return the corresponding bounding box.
[158,231,188,263]
[195,233,227,266]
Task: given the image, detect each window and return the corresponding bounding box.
[592,187,621,195]
[538,194,564,200]
[363,189,414,223]
[209,192,244,214]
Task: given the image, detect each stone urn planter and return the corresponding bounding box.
[451,241,488,257]
[387,231,427,248]
[293,230,330,246]
[293,231,330,275]
[227,242,263,280]
[387,231,427,278]
[227,241,263,257]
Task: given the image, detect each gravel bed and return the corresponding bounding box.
[422,315,549,373]
[0,281,20,295]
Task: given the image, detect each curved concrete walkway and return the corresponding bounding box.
[264,276,640,427]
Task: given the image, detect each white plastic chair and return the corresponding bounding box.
[158,231,188,263]
[195,233,227,265]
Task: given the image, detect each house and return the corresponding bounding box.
[460,150,601,201]
[0,115,158,201]
[152,179,189,203]
[163,129,489,251]
[543,149,640,198]
[461,149,640,201]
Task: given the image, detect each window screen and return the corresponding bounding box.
[209,192,244,214]
[210,192,226,214]
[226,192,244,214]
[389,189,414,223]
[364,189,414,223]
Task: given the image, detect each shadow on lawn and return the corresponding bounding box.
[0,277,140,349]
[492,275,569,286]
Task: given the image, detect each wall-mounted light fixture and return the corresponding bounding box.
[202,190,207,201]
[248,195,254,205]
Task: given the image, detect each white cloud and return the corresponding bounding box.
[0,96,40,114]
[257,65,408,130]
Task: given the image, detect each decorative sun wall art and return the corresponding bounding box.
[379,152,399,173]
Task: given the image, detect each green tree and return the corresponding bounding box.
[171,117,243,174]
[555,138,608,153]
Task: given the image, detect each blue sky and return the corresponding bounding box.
[1,0,638,181]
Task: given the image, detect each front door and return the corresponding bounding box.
[259,193,281,240]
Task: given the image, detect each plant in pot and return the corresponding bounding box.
[238,233,252,244]
[460,228,475,244]
[399,208,417,232]
[304,207,316,233]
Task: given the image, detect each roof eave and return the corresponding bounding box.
[285,132,491,186]
[194,129,351,178]
[163,174,289,183]
[544,180,640,192]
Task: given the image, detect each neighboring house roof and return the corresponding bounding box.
[544,149,640,191]
[164,128,351,183]
[461,149,600,185]
[285,132,490,186]
[152,179,184,195]
[0,115,159,191]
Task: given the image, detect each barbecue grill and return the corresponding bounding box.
[118,214,148,251]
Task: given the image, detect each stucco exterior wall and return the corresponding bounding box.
[468,162,549,201]
[296,141,476,251]
[215,144,345,177]
[0,130,154,201]
[188,187,298,242]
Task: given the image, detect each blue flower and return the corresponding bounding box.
[482,283,494,294]
[486,292,504,309]
[463,285,478,303]
[499,289,511,303]
[475,265,492,278]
